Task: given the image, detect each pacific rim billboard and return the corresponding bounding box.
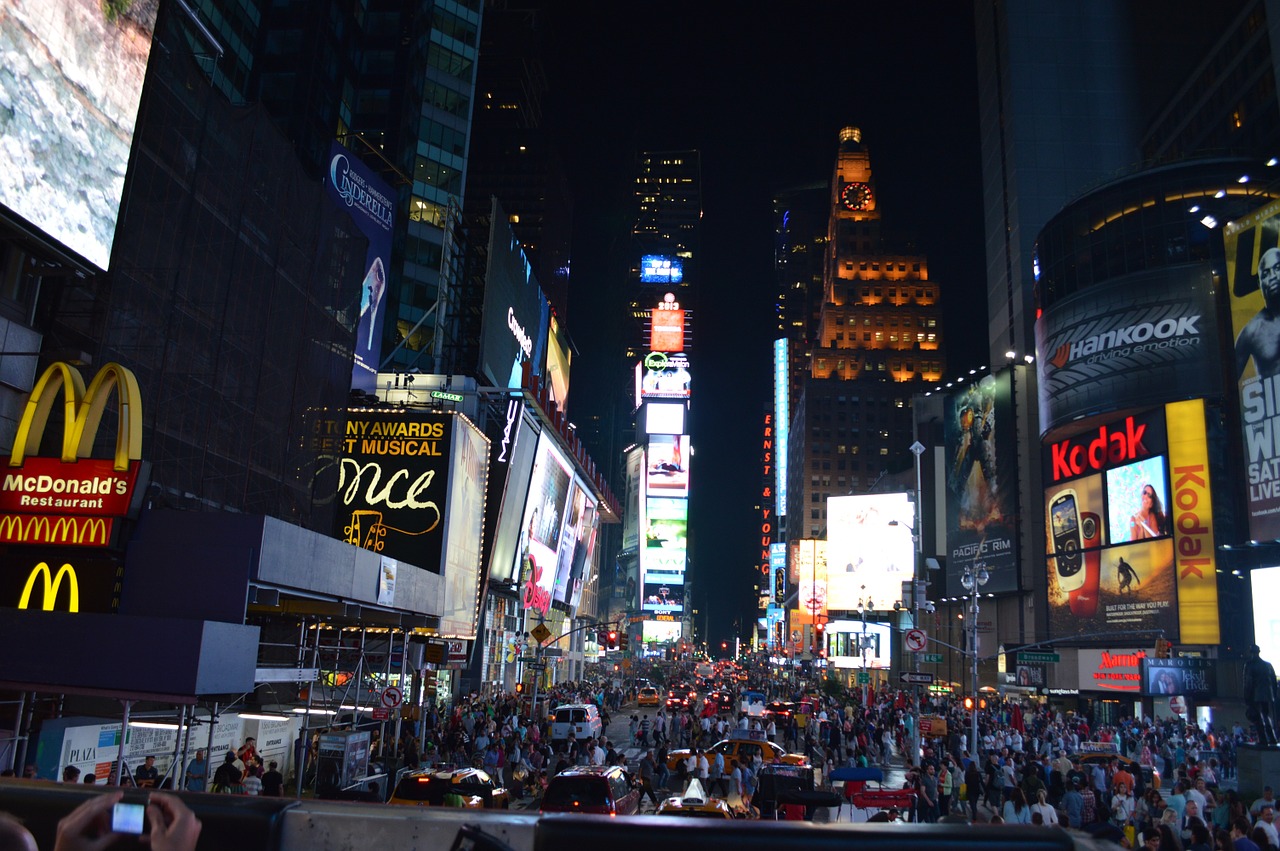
[943,372,1018,594]
[1034,265,1220,437]
[1225,199,1280,542]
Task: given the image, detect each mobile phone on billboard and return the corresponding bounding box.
[111,801,145,835]
[1050,489,1085,591]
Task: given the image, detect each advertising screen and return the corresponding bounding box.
[827,620,890,669]
[643,497,688,577]
[644,402,687,436]
[622,446,644,552]
[1225,199,1280,542]
[544,314,571,411]
[334,412,453,573]
[1034,265,1221,435]
[646,435,689,497]
[944,372,1017,594]
[774,339,790,517]
[770,543,787,605]
[826,494,915,612]
[1141,658,1215,697]
[1043,409,1179,640]
[552,481,588,604]
[326,143,396,393]
[516,434,573,616]
[650,306,685,352]
[790,539,827,623]
[485,405,537,584]
[439,417,488,636]
[568,501,598,609]
[1,0,157,271]
[640,255,683,284]
[638,352,691,401]
[643,619,683,643]
[1253,566,1280,669]
[640,578,685,614]
[478,199,550,390]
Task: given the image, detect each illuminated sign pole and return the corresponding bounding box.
[909,439,926,765]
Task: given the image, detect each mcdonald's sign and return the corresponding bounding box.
[0,363,145,546]
[0,555,120,613]
[18,562,79,611]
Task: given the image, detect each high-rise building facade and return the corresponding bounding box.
[786,128,945,543]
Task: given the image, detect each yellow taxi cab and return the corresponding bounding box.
[665,730,807,774]
[654,778,734,819]
[388,767,511,808]
[1070,742,1161,791]
[638,687,661,707]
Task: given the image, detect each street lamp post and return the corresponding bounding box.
[960,562,990,760]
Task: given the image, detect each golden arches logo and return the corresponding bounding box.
[8,362,142,472]
[0,515,109,546]
[18,562,79,612]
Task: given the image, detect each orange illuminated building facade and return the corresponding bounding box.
[786,126,946,542]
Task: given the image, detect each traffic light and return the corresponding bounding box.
[979,698,987,710]
[619,632,629,652]
[964,696,974,710]
[515,682,525,694]
[607,630,618,649]
[1156,639,1172,659]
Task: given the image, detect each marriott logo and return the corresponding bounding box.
[1099,650,1146,669]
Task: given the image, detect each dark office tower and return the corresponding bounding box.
[188,0,483,377]
[773,182,829,436]
[465,2,574,320]
[787,128,945,542]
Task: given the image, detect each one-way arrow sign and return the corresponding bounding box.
[899,672,936,685]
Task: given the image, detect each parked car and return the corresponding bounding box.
[387,767,509,808]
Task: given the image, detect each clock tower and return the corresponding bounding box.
[786,126,946,542]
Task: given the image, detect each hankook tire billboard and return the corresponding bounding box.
[1034,266,1221,436]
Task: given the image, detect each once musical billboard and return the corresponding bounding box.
[826,494,915,612]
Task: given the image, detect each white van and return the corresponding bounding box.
[550,704,602,743]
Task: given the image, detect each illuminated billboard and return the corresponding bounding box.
[640,255,684,284]
[552,480,588,604]
[826,620,890,669]
[943,372,1017,594]
[638,352,691,402]
[770,543,787,605]
[790,538,827,623]
[484,408,538,584]
[0,0,157,270]
[646,435,689,497]
[1225,199,1280,542]
[644,402,687,436]
[544,313,571,411]
[643,618,683,643]
[826,494,915,612]
[774,339,789,517]
[439,416,489,637]
[478,199,550,390]
[516,434,574,616]
[334,412,453,573]
[325,142,395,393]
[1034,265,1220,435]
[1042,409,1180,640]
[1253,566,1280,669]
[650,296,685,352]
[643,497,688,577]
[622,446,644,552]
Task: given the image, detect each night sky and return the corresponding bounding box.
[530,3,990,648]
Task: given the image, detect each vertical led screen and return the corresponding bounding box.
[826,494,915,611]
[650,296,685,352]
[568,501,598,609]
[544,314,571,410]
[642,497,686,614]
[325,142,395,393]
[789,538,827,625]
[943,372,1017,593]
[1042,409,1180,640]
[552,481,587,604]
[646,435,689,497]
[622,446,644,552]
[439,416,488,637]
[1225,199,1280,542]
[774,339,790,517]
[1252,566,1280,669]
[334,412,452,572]
[0,0,156,270]
[770,543,787,605]
[485,413,537,585]
[516,434,573,617]
[478,199,550,390]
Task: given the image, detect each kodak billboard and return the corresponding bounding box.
[0,362,147,547]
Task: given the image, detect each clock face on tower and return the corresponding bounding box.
[841,182,873,211]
